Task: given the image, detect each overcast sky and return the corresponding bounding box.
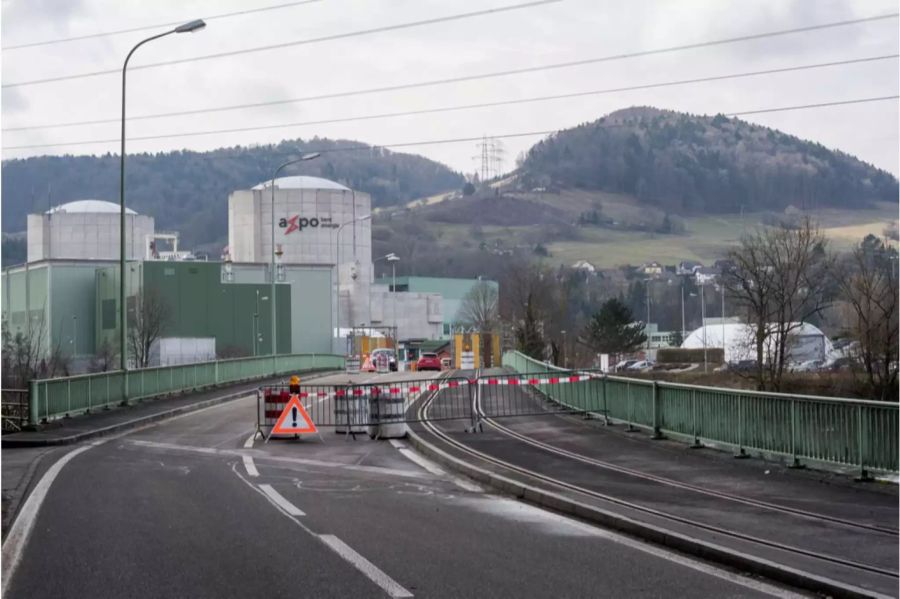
[1,0,898,177]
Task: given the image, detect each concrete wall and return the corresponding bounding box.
[369,284,443,340]
[27,213,153,263]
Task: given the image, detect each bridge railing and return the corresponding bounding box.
[502,351,898,477]
[27,353,344,426]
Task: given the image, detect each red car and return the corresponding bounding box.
[416,352,442,371]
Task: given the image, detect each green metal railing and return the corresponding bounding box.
[502,351,899,477]
[28,353,344,426]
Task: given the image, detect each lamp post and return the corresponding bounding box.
[699,282,708,373]
[561,330,567,369]
[119,18,206,371]
[335,214,372,346]
[268,152,321,359]
[72,314,77,358]
[374,252,400,339]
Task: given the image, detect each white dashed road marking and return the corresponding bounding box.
[258,483,306,516]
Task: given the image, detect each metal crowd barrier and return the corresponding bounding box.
[27,353,345,426]
[257,376,475,438]
[502,350,899,477]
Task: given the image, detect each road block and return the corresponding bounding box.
[367,386,407,439]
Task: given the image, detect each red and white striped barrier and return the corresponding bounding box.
[477,374,594,386]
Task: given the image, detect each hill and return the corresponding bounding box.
[517,106,898,214]
[1,138,464,247]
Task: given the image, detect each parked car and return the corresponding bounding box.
[416,352,442,371]
[627,360,654,371]
[824,356,855,372]
[614,359,638,372]
[370,348,398,372]
[728,360,758,373]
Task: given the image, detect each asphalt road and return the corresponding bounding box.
[4,370,802,598]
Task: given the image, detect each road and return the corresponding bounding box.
[3,370,803,598]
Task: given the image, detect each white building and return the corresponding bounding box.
[682,322,832,363]
[27,199,154,263]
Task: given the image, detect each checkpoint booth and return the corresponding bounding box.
[345,325,397,374]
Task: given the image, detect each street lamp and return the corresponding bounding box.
[119,18,206,371]
[268,152,321,359]
[699,282,708,373]
[374,252,401,340]
[335,214,372,345]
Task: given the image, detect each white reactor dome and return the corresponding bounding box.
[252,176,350,192]
[46,199,137,215]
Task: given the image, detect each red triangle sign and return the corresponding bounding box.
[272,394,318,435]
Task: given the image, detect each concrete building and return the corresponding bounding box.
[374,276,499,337]
[27,200,154,263]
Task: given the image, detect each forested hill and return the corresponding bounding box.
[518,106,898,214]
[1,138,464,246]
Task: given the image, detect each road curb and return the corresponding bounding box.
[1,370,339,448]
[406,428,884,599]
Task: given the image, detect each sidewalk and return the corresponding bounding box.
[1,371,337,538]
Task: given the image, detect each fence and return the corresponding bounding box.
[258,376,475,436]
[2,389,29,432]
[502,351,899,477]
[27,353,344,427]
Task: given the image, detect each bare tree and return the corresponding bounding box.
[834,237,898,400]
[457,281,499,332]
[2,301,49,388]
[127,288,171,368]
[89,339,118,373]
[722,218,832,390]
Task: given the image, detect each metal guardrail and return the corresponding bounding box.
[2,389,29,433]
[502,351,899,477]
[27,353,345,426]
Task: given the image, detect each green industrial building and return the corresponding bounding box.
[2,260,333,369]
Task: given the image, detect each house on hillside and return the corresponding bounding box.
[571,260,596,273]
[639,261,663,276]
[695,266,720,285]
[676,260,703,276]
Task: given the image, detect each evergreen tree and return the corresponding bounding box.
[584,298,646,354]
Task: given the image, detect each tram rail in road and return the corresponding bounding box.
[412,369,899,599]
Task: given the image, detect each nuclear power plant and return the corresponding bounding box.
[3,176,495,370]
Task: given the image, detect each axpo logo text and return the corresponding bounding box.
[278,215,338,235]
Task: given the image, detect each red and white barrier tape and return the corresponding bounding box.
[477,374,593,386]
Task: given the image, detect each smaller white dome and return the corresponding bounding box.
[47,199,137,215]
[253,176,349,192]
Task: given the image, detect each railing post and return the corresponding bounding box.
[856,404,871,481]
[28,379,38,427]
[651,381,663,439]
[735,394,749,458]
[690,389,702,448]
[789,398,804,469]
[67,379,72,416]
[215,360,219,385]
[601,375,609,425]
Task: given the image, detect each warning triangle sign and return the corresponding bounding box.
[272,394,318,435]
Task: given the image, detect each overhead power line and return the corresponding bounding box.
[4,95,896,152]
[1,0,562,89]
[5,15,897,132]
[4,56,896,147]
[10,54,898,137]
[1,0,324,51]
